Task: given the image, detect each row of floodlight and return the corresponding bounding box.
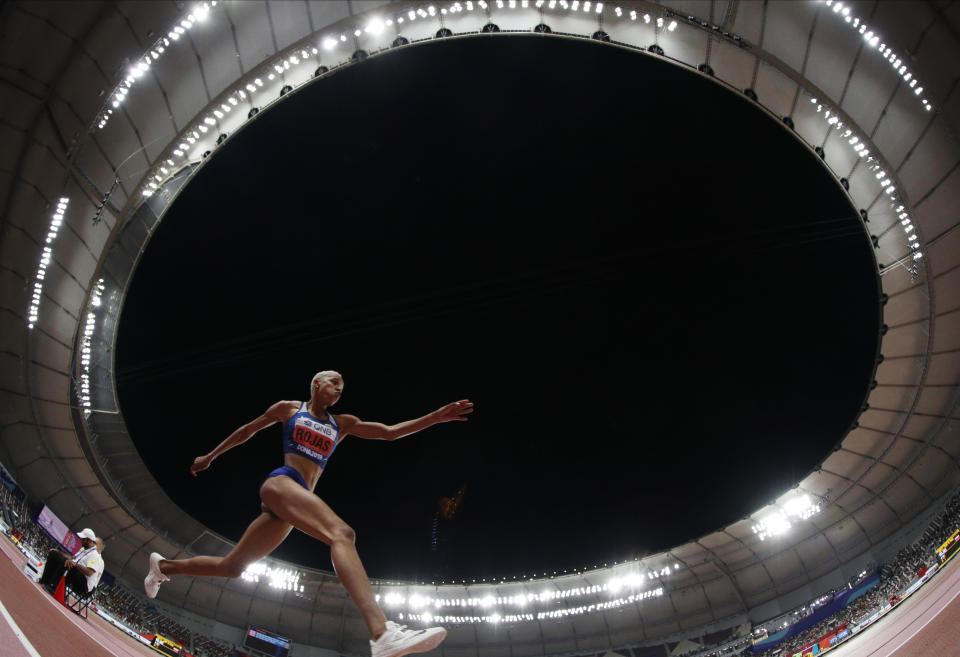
[807,97,923,263]
[27,197,69,329]
[139,5,680,199]
[101,0,923,168]
[824,1,931,112]
[103,0,680,137]
[373,565,679,620]
[78,279,105,415]
[395,587,664,625]
[751,494,822,541]
[97,3,216,130]
[240,561,305,593]
[537,587,663,620]
[233,559,679,625]
[129,0,924,267]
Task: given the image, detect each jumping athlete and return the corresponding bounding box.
[144,371,473,657]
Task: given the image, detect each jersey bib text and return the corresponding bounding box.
[291,417,337,456]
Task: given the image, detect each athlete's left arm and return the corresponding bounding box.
[337,400,473,441]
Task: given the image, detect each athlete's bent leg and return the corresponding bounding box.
[260,476,387,640]
[160,512,293,577]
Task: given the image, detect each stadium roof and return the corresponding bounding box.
[1,1,958,655]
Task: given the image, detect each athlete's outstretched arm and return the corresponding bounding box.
[190,401,289,476]
[338,400,473,441]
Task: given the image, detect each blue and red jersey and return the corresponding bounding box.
[282,402,340,468]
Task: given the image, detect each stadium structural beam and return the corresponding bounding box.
[707,559,747,615]
[674,555,720,623]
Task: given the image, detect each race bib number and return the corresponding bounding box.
[292,418,336,456]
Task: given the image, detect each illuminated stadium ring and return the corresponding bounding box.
[2,1,958,655]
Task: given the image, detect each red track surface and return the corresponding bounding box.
[2,534,959,657]
[0,537,157,657]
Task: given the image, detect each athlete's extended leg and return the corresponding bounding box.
[260,476,387,639]
[159,512,293,577]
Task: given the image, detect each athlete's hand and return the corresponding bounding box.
[433,400,473,423]
[190,454,214,477]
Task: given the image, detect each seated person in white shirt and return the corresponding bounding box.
[39,527,105,596]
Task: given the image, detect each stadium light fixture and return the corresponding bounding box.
[28,197,70,328]
[753,511,791,540]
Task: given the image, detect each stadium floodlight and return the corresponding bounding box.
[240,560,303,591]
[408,594,427,608]
[753,511,791,540]
[783,494,820,520]
[384,592,404,606]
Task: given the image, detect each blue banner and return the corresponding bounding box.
[750,572,880,653]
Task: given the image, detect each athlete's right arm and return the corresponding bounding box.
[190,401,291,476]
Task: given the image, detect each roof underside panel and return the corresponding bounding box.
[763,1,814,75]
[804,11,861,105]
[661,19,710,69]
[197,19,243,104]
[700,575,742,619]
[916,167,960,243]
[228,2,277,75]
[708,40,755,92]
[871,88,929,171]
[793,532,839,580]
[268,1,314,53]
[908,449,957,500]
[900,120,958,202]
[842,49,900,138]
[875,353,922,387]
[753,61,796,118]
[672,585,714,630]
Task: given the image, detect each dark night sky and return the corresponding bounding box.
[116,36,880,583]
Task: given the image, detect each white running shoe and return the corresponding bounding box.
[370,620,447,657]
[144,552,170,599]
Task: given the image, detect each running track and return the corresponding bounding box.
[1,535,958,657]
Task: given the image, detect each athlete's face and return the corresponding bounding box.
[314,375,344,405]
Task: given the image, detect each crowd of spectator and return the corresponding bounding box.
[752,585,885,657]
[751,487,960,657]
[1,487,59,559]
[0,485,29,531]
[96,581,149,633]
[94,579,235,657]
[1,487,236,657]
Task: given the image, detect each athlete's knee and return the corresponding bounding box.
[330,523,356,545]
[220,558,246,579]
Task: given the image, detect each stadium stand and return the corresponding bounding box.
[3,465,959,657]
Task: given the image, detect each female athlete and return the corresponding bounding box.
[144,370,473,657]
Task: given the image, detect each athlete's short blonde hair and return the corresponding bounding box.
[310,370,342,396]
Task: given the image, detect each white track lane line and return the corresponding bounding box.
[877,572,960,657]
[0,596,42,657]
